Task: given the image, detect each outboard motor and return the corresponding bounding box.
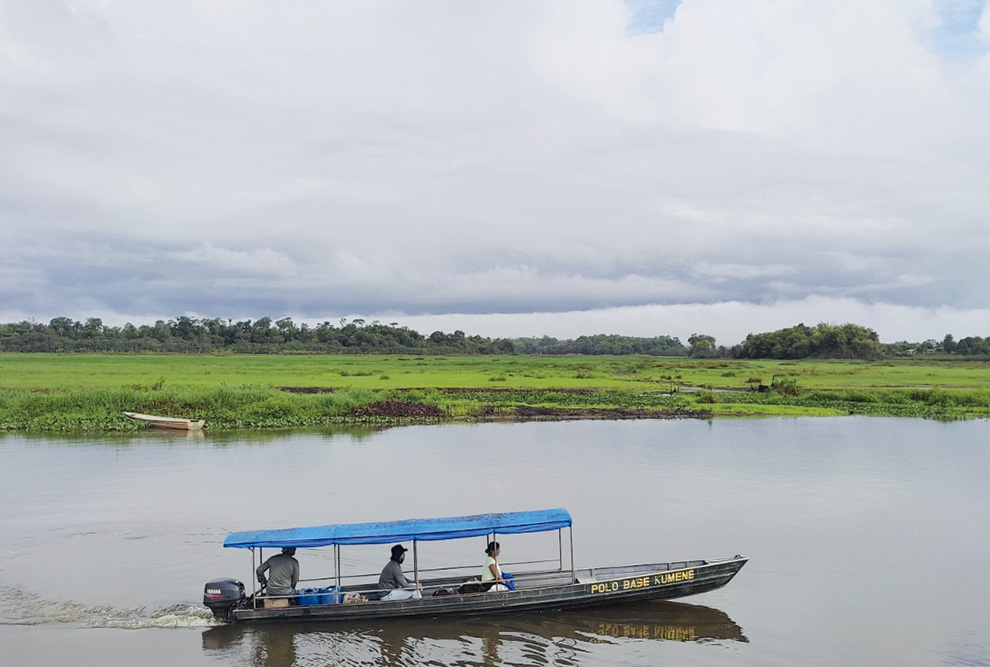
[203,578,245,622]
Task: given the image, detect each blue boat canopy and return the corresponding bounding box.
[223,508,572,549]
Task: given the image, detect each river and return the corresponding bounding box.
[1,417,988,665]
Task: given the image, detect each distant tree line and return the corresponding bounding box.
[0,317,513,354]
[938,334,990,356]
[0,316,986,359]
[731,323,884,360]
[512,334,686,356]
[886,335,990,356]
[724,324,990,360]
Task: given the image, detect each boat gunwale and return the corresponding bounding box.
[229,556,748,623]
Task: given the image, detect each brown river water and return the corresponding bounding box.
[1,417,988,666]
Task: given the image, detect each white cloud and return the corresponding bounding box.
[1,0,988,343]
[171,244,299,275]
[376,297,989,346]
[693,262,796,281]
[649,0,963,157]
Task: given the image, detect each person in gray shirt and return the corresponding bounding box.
[378,544,422,600]
[257,547,300,598]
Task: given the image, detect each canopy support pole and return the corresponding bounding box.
[413,539,419,586]
[252,547,259,609]
[335,545,341,594]
[569,527,575,583]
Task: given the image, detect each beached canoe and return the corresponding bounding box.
[123,411,204,430]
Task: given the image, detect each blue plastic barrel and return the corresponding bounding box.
[318,586,341,604]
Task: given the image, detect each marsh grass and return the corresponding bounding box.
[1,353,989,430]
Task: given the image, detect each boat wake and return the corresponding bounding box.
[0,586,216,629]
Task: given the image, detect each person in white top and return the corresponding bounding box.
[481,541,510,591]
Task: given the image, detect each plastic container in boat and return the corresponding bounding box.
[317,587,341,604]
[298,589,320,606]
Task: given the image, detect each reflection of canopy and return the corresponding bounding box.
[224,509,572,549]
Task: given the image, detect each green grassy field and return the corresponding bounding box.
[1,353,989,431]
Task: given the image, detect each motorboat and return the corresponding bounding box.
[203,508,747,623]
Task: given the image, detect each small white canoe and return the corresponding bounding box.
[124,411,205,430]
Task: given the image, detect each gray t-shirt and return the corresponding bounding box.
[256,553,299,596]
[378,559,409,592]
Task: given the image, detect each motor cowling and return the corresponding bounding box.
[203,578,245,622]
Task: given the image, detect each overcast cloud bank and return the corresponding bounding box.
[2,1,988,346]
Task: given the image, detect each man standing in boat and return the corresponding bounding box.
[256,547,300,599]
[378,544,422,600]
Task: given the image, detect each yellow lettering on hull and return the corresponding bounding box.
[589,569,696,594]
[654,569,695,585]
[590,581,620,594]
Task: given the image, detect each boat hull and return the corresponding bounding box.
[123,411,204,430]
[229,557,746,624]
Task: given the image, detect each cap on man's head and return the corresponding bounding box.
[282,547,296,555]
[391,544,407,558]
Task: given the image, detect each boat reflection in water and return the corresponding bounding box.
[201,599,746,666]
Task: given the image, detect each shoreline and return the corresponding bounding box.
[1,354,988,431]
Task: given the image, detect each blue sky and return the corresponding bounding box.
[626,0,682,33]
[1,0,989,345]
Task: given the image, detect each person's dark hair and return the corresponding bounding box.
[485,541,500,555]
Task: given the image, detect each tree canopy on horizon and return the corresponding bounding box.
[0,316,987,359]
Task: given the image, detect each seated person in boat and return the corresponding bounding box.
[378,544,422,600]
[256,547,299,599]
[482,541,512,591]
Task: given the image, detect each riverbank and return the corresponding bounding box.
[1,353,989,431]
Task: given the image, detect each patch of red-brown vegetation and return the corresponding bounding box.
[349,400,445,418]
[480,405,712,420]
[279,386,337,394]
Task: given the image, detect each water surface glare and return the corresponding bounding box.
[1,418,988,665]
